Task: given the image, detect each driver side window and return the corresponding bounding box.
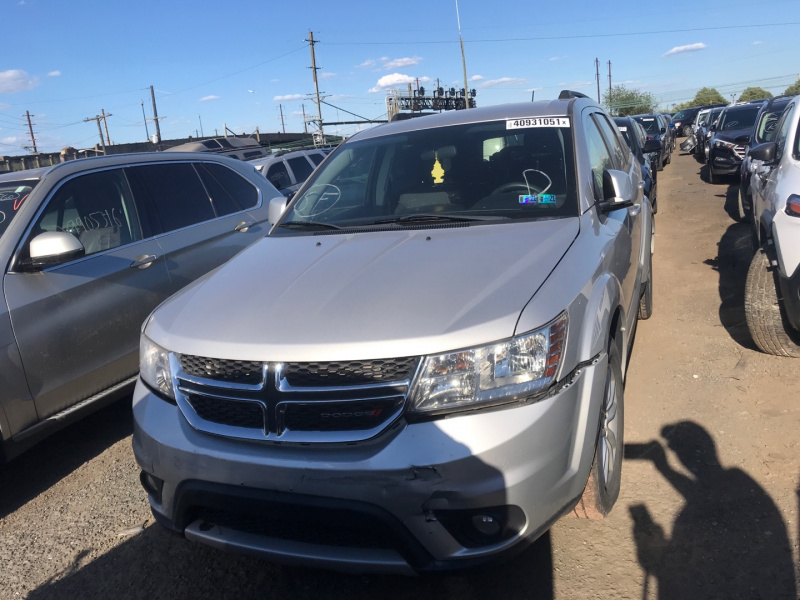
[584,114,614,201]
[774,103,796,161]
[34,169,142,257]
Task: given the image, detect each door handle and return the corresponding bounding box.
[130,254,157,269]
[234,221,251,232]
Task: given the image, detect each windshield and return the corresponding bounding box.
[755,103,790,143]
[718,106,760,132]
[278,118,578,229]
[672,109,697,121]
[0,180,37,240]
[634,117,660,135]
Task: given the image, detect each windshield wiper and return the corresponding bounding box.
[277,220,343,231]
[368,214,500,225]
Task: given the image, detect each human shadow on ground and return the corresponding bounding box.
[0,397,133,518]
[702,220,757,350]
[625,421,796,599]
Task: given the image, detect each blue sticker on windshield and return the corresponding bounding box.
[519,194,557,205]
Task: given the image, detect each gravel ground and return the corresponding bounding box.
[1,149,798,599]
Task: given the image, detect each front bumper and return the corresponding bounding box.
[132,354,607,574]
[710,146,744,176]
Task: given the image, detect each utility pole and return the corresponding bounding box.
[306,31,325,143]
[279,104,286,134]
[25,111,38,154]
[595,58,601,103]
[607,61,612,100]
[83,114,108,154]
[455,0,471,109]
[198,114,204,137]
[101,109,111,146]
[302,104,308,134]
[141,100,150,141]
[150,85,163,149]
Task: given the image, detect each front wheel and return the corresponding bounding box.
[682,125,692,137]
[572,342,624,519]
[639,242,654,320]
[744,246,800,357]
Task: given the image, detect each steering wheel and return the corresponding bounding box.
[491,182,539,195]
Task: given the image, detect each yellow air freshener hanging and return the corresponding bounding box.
[431,152,445,184]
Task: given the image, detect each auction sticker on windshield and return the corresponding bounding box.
[507,117,569,129]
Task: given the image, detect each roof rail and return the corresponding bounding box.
[559,90,591,100]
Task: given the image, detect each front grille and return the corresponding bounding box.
[733,145,746,160]
[283,358,418,387]
[179,354,263,385]
[186,394,265,429]
[174,356,416,443]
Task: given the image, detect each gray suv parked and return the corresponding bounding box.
[133,92,654,573]
[0,153,279,459]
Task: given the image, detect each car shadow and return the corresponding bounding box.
[702,221,757,350]
[624,421,796,598]
[0,397,133,518]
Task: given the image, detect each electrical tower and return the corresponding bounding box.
[25,111,38,154]
[305,31,325,145]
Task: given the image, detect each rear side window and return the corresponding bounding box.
[196,163,259,216]
[287,156,314,183]
[266,162,292,190]
[594,113,629,170]
[308,152,325,166]
[128,163,214,233]
[32,168,142,256]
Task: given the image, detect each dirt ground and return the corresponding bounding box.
[0,149,798,599]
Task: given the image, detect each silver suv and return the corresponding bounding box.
[133,92,654,573]
[745,95,800,356]
[0,153,279,459]
[249,148,331,197]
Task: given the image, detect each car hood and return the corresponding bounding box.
[146,219,580,361]
[714,128,752,143]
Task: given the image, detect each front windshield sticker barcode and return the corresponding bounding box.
[507,117,569,129]
[519,194,557,205]
[618,126,628,131]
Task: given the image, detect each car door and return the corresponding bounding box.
[126,161,267,292]
[757,101,797,242]
[586,110,643,321]
[3,167,172,420]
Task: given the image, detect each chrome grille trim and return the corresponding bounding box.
[733,145,746,159]
[170,354,417,444]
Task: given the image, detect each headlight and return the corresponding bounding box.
[140,334,176,401]
[714,140,735,149]
[408,313,567,416]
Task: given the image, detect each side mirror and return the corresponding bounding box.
[709,124,717,132]
[734,134,751,145]
[268,196,288,226]
[599,169,634,213]
[747,141,777,164]
[20,231,85,271]
[643,139,663,154]
[660,127,666,134]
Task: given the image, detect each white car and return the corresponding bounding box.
[745,95,800,356]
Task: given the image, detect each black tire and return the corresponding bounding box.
[682,124,692,137]
[744,246,800,357]
[573,341,624,519]
[639,242,654,320]
[657,153,664,172]
[665,149,671,165]
[708,167,718,184]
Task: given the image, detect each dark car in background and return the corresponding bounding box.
[707,102,764,183]
[696,107,725,161]
[633,114,671,170]
[672,104,727,137]
[738,95,793,221]
[614,116,662,212]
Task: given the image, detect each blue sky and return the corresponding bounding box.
[2,0,799,153]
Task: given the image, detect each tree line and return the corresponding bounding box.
[603,79,800,116]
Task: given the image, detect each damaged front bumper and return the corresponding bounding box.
[132,354,607,574]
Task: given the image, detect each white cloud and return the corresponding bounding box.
[470,75,484,81]
[200,95,220,102]
[47,70,61,77]
[559,80,594,89]
[357,59,376,68]
[2,136,20,145]
[480,77,526,88]
[752,40,763,45]
[0,70,38,94]
[663,43,706,57]
[368,73,430,93]
[320,72,336,79]
[383,56,422,70]
[273,94,304,102]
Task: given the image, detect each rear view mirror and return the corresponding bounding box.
[599,169,634,213]
[21,231,85,271]
[268,196,288,226]
[747,142,777,165]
